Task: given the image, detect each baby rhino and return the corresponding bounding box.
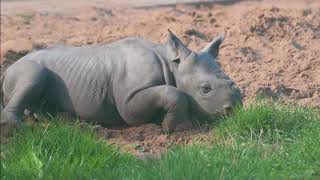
[1,30,242,132]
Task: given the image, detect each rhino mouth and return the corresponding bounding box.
[189,100,241,124]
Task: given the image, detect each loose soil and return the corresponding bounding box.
[1,0,319,156]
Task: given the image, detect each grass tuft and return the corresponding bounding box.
[216,101,319,144]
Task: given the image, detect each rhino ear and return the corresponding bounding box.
[165,29,192,63]
[201,33,225,58]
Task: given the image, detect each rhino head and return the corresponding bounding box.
[165,30,242,121]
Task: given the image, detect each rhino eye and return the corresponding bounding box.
[201,84,212,94]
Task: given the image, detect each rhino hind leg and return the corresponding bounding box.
[1,60,48,126]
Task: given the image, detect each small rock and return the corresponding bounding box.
[90,17,98,21]
[291,41,304,50]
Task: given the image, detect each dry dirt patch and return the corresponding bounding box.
[89,123,212,158]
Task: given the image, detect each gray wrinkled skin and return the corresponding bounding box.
[1,31,242,132]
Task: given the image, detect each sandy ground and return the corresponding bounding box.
[1,0,320,156]
[1,0,234,15]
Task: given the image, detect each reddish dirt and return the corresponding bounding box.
[88,123,212,157]
[1,0,320,155]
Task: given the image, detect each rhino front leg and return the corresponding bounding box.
[120,85,190,133]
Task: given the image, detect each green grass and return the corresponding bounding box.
[134,102,320,180]
[0,119,135,179]
[1,101,319,179]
